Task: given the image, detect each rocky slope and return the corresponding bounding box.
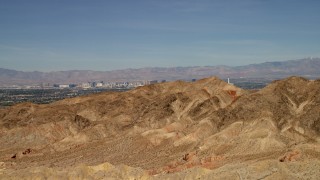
[0,76,319,179]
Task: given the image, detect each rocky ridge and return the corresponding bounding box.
[0,76,319,179]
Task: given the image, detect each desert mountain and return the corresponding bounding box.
[0,76,320,179]
[1,58,320,86]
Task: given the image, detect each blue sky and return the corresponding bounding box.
[0,0,320,71]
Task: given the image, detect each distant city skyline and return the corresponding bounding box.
[1,0,320,71]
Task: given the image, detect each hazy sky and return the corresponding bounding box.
[1,0,320,71]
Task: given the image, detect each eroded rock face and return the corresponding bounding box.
[0,76,320,179]
[74,115,91,130]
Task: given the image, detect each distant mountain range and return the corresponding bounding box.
[0,58,320,86]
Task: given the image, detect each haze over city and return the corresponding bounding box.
[1,0,320,71]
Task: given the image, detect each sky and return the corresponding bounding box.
[0,0,320,71]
